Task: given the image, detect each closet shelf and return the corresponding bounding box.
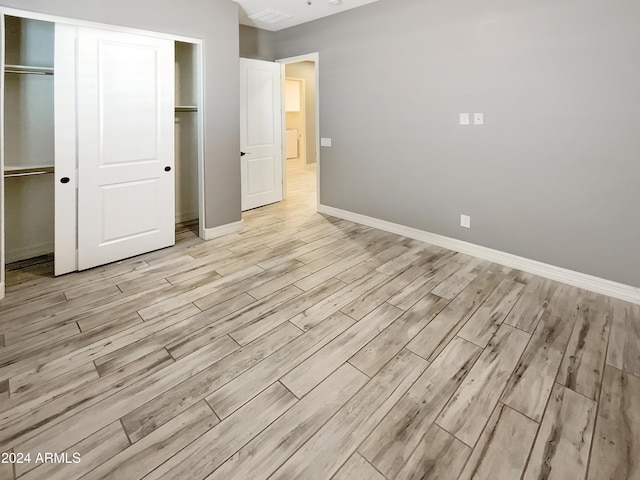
[4,165,55,177]
[175,106,198,112]
[5,64,54,75]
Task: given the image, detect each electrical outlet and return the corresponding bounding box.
[320,138,332,147]
[460,214,471,228]
[474,113,484,126]
[459,113,470,126]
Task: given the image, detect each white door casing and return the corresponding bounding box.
[284,77,306,166]
[0,13,5,299]
[76,27,175,270]
[240,58,283,211]
[276,53,320,210]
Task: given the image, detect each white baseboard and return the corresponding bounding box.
[318,204,640,305]
[6,242,54,264]
[202,219,244,240]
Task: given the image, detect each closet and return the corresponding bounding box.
[174,41,200,227]
[1,11,203,300]
[3,16,55,265]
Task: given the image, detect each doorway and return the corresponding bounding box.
[278,54,319,209]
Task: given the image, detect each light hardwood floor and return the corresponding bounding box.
[1,156,638,480]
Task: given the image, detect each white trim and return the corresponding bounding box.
[279,63,288,200]
[277,53,320,211]
[195,42,207,241]
[0,13,5,300]
[318,204,640,305]
[202,220,244,240]
[284,76,306,165]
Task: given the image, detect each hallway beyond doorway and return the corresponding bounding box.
[285,155,317,212]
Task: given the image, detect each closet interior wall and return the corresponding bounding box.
[174,41,199,226]
[3,16,55,264]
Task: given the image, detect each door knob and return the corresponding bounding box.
[60,177,70,184]
[164,166,172,172]
[240,151,248,157]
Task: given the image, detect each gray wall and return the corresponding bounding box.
[274,0,640,288]
[286,62,317,164]
[0,0,241,229]
[239,24,276,61]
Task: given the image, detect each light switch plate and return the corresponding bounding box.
[460,214,471,228]
[474,113,484,125]
[459,113,470,126]
[321,138,332,147]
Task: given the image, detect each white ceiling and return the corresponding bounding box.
[235,0,380,32]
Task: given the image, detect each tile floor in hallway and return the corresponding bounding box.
[0,156,638,480]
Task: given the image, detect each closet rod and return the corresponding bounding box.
[4,64,54,76]
[4,165,55,177]
[175,106,198,112]
[5,71,53,76]
[4,170,54,178]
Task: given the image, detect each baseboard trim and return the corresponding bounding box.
[202,220,244,240]
[318,204,640,305]
[6,243,54,264]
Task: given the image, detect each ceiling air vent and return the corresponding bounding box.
[247,8,293,25]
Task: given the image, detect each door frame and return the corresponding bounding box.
[0,6,206,300]
[0,13,5,300]
[277,53,320,209]
[284,77,306,165]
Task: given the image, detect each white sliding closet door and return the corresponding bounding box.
[75,27,175,270]
[55,24,79,276]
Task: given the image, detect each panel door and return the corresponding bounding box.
[240,58,282,211]
[75,27,175,270]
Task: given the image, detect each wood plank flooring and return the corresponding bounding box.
[1,156,638,480]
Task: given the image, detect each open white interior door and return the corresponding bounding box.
[240,58,282,211]
[75,27,175,271]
